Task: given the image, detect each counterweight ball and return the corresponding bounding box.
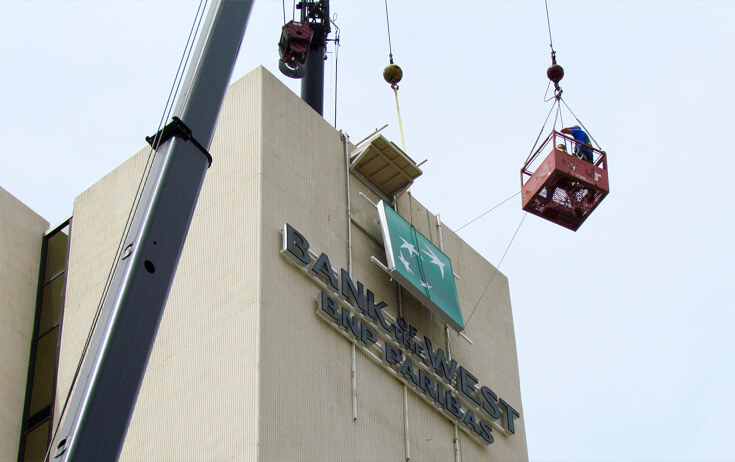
[547,63,564,84]
[383,63,403,85]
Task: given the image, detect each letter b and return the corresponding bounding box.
[284,224,311,265]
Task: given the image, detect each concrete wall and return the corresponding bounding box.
[0,187,48,461]
[54,66,526,461]
[256,67,527,461]
[56,69,264,461]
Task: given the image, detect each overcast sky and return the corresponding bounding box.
[3,1,734,460]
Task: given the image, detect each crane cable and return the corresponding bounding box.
[384,0,394,61]
[459,3,562,330]
[438,194,528,332]
[384,0,407,153]
[382,0,413,225]
[523,97,558,165]
[330,16,341,128]
[544,0,600,149]
[545,0,561,95]
[462,214,526,331]
[442,191,521,241]
[46,3,209,458]
[526,0,571,161]
[561,97,601,149]
[545,0,555,56]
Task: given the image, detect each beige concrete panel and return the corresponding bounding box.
[120,306,259,461]
[121,70,264,459]
[256,70,355,460]
[442,231,523,393]
[0,187,48,461]
[229,443,259,462]
[54,150,149,431]
[256,73,347,344]
[123,191,261,460]
[403,389,455,461]
[256,68,409,460]
[57,69,265,460]
[143,176,261,366]
[257,252,409,461]
[195,66,263,215]
[351,352,410,461]
[401,196,528,460]
[120,199,262,459]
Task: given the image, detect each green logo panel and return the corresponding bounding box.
[378,201,464,332]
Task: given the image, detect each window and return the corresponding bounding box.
[18,220,70,462]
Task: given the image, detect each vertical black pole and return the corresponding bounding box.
[298,0,329,116]
[301,42,325,115]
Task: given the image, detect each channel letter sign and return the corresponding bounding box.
[377,200,464,332]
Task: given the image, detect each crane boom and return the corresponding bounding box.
[51,1,253,460]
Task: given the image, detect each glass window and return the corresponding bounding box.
[38,277,64,334]
[20,219,70,462]
[43,225,69,284]
[28,328,59,417]
[23,420,50,462]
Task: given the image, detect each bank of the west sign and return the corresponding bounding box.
[281,223,520,447]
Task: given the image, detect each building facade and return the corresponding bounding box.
[4,67,527,461]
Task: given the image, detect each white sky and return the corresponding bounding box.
[3,1,734,460]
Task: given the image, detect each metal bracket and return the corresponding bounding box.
[146,116,213,167]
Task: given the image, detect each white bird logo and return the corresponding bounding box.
[399,236,419,258]
[397,251,413,274]
[421,246,446,278]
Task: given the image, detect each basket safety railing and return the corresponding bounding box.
[521,130,607,186]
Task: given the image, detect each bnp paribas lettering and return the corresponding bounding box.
[282,223,520,445]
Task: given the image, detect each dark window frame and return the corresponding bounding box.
[17,218,71,462]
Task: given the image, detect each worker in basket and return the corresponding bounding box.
[561,125,593,163]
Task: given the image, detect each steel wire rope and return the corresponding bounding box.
[462,213,526,331]
[543,0,565,106]
[560,97,601,149]
[440,191,521,243]
[330,15,340,128]
[384,0,394,59]
[558,103,565,132]
[382,0,411,226]
[382,0,406,151]
[524,98,558,165]
[282,0,286,23]
[545,1,599,150]
[552,100,560,131]
[543,80,555,103]
[154,2,209,150]
[47,3,208,458]
[552,98,566,133]
[443,0,558,331]
[439,101,555,241]
[545,0,555,54]
[383,0,406,154]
